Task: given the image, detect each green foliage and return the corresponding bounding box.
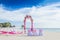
[0,23,3,27]
[21,25,24,29]
[3,22,11,27]
[0,22,12,27]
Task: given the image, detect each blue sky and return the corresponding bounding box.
[0,0,60,10]
[0,0,60,28]
[0,0,44,10]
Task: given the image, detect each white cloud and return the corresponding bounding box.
[0,2,60,28]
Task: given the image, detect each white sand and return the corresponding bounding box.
[0,30,60,40]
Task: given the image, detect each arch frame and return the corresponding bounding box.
[23,15,33,33]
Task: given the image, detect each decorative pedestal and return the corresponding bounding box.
[27,29,43,36]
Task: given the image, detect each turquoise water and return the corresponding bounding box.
[19,28,60,32]
[0,28,60,32]
[43,28,60,32]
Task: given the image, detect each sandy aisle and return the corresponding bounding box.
[0,31,60,40]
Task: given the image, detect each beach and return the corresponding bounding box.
[0,30,60,40]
